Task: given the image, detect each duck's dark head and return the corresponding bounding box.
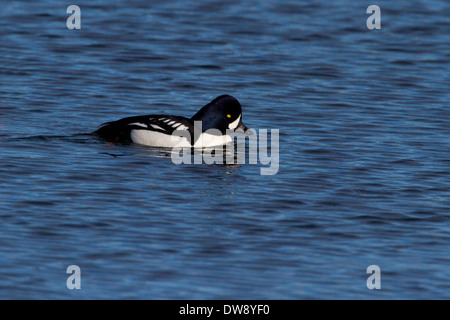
[191,95,248,133]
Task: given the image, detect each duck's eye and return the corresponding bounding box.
[227,114,231,118]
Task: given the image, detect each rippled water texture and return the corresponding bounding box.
[0,0,449,299]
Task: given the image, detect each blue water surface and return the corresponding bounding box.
[0,0,449,299]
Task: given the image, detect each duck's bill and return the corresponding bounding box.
[237,116,248,130]
[235,120,254,135]
[237,122,248,131]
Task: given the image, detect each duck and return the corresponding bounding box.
[93,95,248,148]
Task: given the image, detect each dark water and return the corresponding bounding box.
[1,0,449,299]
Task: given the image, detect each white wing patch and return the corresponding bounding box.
[149,124,165,131]
[128,122,148,128]
[173,123,188,131]
[128,117,191,147]
[149,117,190,131]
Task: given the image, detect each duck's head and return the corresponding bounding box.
[191,95,248,133]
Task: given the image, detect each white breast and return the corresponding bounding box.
[193,133,232,148]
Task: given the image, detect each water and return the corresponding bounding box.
[0,0,449,299]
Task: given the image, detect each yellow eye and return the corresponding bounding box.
[227,114,231,118]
